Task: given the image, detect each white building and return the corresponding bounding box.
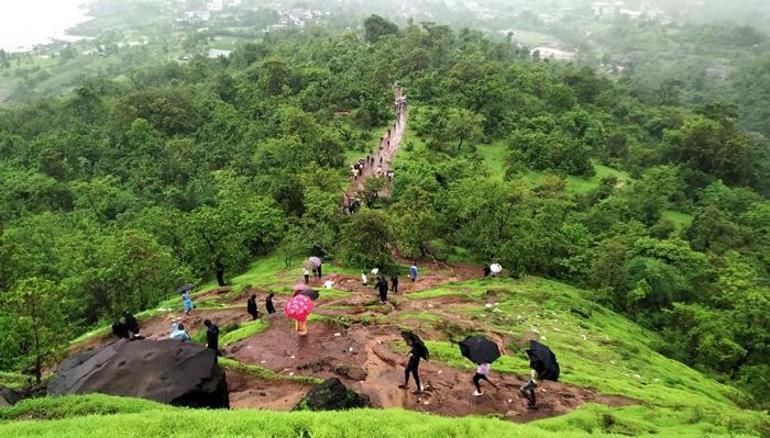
[531,46,577,61]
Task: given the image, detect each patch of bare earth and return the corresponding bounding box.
[224,321,635,421]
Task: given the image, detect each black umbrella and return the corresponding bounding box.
[177,284,195,294]
[526,340,560,382]
[298,289,320,300]
[401,331,422,344]
[458,336,501,365]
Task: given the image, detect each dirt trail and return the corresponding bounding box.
[225,321,635,421]
[347,85,407,198]
[69,261,636,420]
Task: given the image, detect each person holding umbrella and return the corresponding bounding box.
[182,290,193,316]
[521,340,560,410]
[399,331,428,394]
[473,362,498,396]
[285,288,316,336]
[458,335,501,396]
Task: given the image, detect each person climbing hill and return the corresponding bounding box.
[376,276,389,304]
[182,291,193,316]
[204,319,220,356]
[247,294,259,320]
[409,262,418,282]
[265,293,276,314]
[473,362,498,396]
[399,331,429,394]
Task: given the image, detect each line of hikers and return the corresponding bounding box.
[398,333,544,410]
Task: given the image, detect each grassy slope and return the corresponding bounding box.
[0,395,555,438]
[7,259,768,437]
[404,277,765,436]
[4,136,761,436]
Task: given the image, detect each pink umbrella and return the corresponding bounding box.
[285,294,314,322]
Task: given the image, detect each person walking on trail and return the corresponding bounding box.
[182,291,193,315]
[409,262,419,282]
[124,311,140,339]
[399,332,428,394]
[520,369,539,410]
[247,294,259,320]
[472,362,497,396]
[169,322,191,342]
[391,275,399,294]
[265,293,276,314]
[376,276,389,304]
[204,319,220,355]
[361,271,368,286]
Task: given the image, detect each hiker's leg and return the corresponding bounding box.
[412,362,421,390]
[473,374,482,392]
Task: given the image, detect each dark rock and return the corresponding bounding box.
[0,385,20,406]
[48,339,228,408]
[294,378,370,411]
[333,365,368,381]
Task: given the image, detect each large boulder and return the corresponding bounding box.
[48,339,228,408]
[294,378,370,411]
[0,386,20,407]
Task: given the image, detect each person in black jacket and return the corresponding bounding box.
[390,275,399,294]
[376,276,389,304]
[247,294,259,320]
[204,319,220,355]
[265,293,276,314]
[399,332,428,394]
[124,311,140,336]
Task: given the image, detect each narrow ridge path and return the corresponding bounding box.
[346,84,407,202]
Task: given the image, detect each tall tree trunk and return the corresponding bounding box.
[31,313,41,384]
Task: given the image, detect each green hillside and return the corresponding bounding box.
[1,8,769,438]
[2,258,767,437]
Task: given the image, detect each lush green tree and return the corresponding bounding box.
[364,15,399,44]
[339,209,394,271]
[2,278,69,382]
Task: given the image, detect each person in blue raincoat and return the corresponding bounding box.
[409,262,418,282]
[182,291,193,315]
[169,322,191,342]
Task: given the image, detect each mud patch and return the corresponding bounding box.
[225,322,636,421]
[227,369,310,410]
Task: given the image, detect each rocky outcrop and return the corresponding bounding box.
[0,386,20,407]
[48,339,228,408]
[294,378,370,411]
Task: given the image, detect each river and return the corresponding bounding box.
[0,0,93,52]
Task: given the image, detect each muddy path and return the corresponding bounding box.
[225,320,635,421]
[227,368,310,410]
[347,85,407,198]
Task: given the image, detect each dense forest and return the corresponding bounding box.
[0,17,768,406]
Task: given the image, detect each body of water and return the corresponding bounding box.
[0,0,92,52]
